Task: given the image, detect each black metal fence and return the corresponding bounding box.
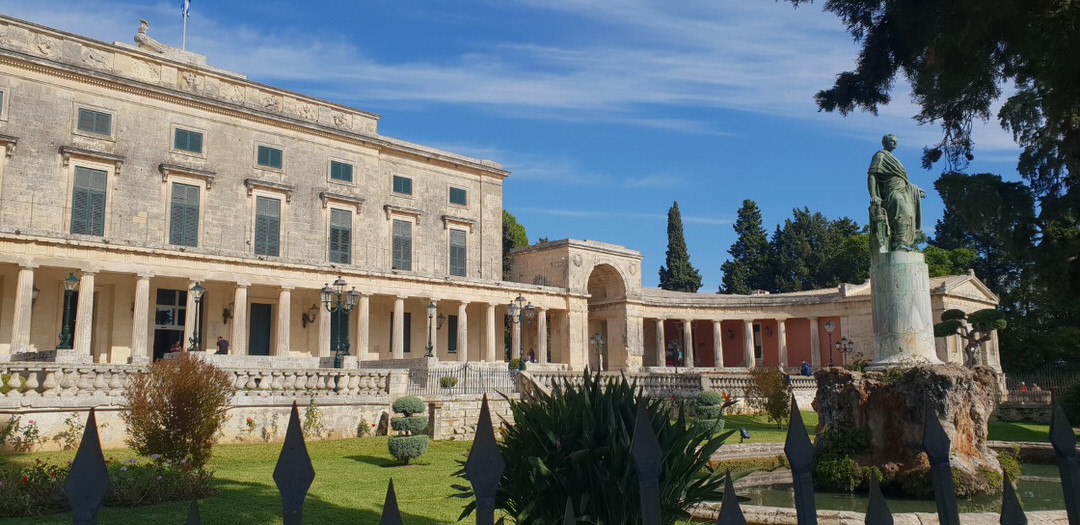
[406,363,518,396]
[56,391,1080,524]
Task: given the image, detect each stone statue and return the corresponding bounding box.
[868,134,925,253]
[134,19,168,54]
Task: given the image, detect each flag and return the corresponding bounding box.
[181,0,190,18]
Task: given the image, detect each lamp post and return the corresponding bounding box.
[591,333,606,371]
[321,276,360,368]
[425,300,437,357]
[57,273,79,349]
[835,336,856,368]
[188,282,205,351]
[506,294,534,362]
[823,320,836,367]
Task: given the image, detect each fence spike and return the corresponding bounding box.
[563,497,576,524]
[273,401,315,525]
[1049,397,1080,524]
[922,396,960,525]
[631,402,663,525]
[783,395,817,525]
[379,479,403,525]
[1000,469,1027,525]
[865,475,893,525]
[716,471,747,525]
[464,394,506,525]
[64,408,110,525]
[185,500,201,525]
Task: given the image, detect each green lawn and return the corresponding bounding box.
[0,438,476,525]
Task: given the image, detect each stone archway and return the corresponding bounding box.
[586,264,628,370]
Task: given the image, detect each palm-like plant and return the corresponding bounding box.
[455,372,730,524]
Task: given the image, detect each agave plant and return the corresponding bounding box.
[455,371,731,524]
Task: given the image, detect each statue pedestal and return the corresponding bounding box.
[867,251,941,369]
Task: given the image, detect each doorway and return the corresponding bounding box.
[248,303,272,356]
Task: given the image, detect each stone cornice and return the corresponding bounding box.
[0,133,17,157]
[441,214,476,232]
[159,163,216,189]
[59,145,125,175]
[383,204,423,222]
[243,178,295,202]
[319,191,364,212]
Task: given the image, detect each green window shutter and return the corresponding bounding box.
[392,219,412,270]
[169,183,200,247]
[174,129,204,154]
[77,108,111,135]
[449,187,467,206]
[447,315,458,353]
[71,166,107,236]
[449,228,467,277]
[330,161,353,182]
[254,196,281,256]
[393,175,413,195]
[328,209,352,264]
[258,146,282,169]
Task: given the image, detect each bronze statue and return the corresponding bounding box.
[868,134,925,253]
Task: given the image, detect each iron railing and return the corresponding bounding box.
[406,363,518,396]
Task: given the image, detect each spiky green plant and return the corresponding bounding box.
[455,372,730,524]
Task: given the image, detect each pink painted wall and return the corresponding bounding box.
[759,319,780,367]
[720,320,744,366]
[816,317,843,367]
[786,318,812,368]
[694,321,714,367]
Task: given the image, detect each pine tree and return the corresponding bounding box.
[719,200,770,294]
[658,201,702,292]
[502,210,529,280]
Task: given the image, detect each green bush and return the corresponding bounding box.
[387,435,429,464]
[998,448,1022,483]
[696,405,725,419]
[439,376,459,388]
[390,415,429,434]
[691,417,725,435]
[744,367,793,428]
[696,391,724,407]
[507,358,524,371]
[1063,383,1080,425]
[391,396,426,417]
[456,371,731,525]
[122,352,234,468]
[812,457,862,492]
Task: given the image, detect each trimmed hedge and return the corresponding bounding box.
[696,405,725,419]
[691,417,726,435]
[388,435,429,464]
[696,391,724,407]
[390,416,429,434]
[392,396,425,417]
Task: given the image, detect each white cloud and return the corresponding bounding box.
[518,206,730,225]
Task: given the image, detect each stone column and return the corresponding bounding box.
[428,299,439,357]
[511,311,522,360]
[484,303,497,362]
[655,319,666,367]
[869,251,941,368]
[743,319,756,368]
[713,320,724,368]
[183,281,197,351]
[318,300,331,358]
[9,264,36,355]
[131,274,151,363]
[777,318,789,368]
[72,271,96,357]
[357,293,370,361]
[392,296,405,359]
[457,302,469,363]
[682,319,694,369]
[809,316,820,369]
[275,287,292,357]
[231,284,249,356]
[536,307,547,364]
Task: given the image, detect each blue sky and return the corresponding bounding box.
[3,1,1023,290]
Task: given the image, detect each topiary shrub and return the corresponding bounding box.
[455,371,731,524]
[392,396,426,417]
[122,352,233,468]
[691,416,726,435]
[696,391,724,407]
[696,405,725,419]
[388,435,430,464]
[388,396,428,464]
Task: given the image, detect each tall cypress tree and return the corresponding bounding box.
[658,201,702,292]
[719,200,771,294]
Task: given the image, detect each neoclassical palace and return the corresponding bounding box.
[0,16,1002,373]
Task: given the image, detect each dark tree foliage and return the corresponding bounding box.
[502,210,529,280]
[720,200,772,294]
[659,201,703,292]
[923,245,977,278]
[768,208,863,292]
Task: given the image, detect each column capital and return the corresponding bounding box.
[280,285,294,291]
[236,282,251,288]
[16,259,38,270]
[808,316,820,321]
[458,300,470,307]
[80,269,98,276]
[136,271,154,280]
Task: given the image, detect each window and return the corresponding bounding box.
[753,324,763,360]
[392,175,412,195]
[391,219,412,270]
[449,228,467,277]
[254,196,281,256]
[173,129,204,154]
[449,187,467,206]
[330,161,353,183]
[77,108,112,135]
[328,208,352,264]
[169,182,200,247]
[390,312,412,353]
[257,145,283,169]
[70,166,107,236]
[447,315,458,353]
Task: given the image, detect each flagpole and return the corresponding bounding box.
[182,12,187,50]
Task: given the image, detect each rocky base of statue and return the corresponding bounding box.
[812,365,1007,498]
[867,251,942,369]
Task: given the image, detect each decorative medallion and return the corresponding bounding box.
[572,254,583,267]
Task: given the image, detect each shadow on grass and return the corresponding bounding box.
[987,421,1051,443]
[348,454,399,468]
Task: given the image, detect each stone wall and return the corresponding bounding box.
[995,402,1052,424]
[428,395,516,441]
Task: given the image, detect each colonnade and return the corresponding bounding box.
[647,315,839,370]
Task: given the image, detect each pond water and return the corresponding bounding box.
[737,463,1064,514]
